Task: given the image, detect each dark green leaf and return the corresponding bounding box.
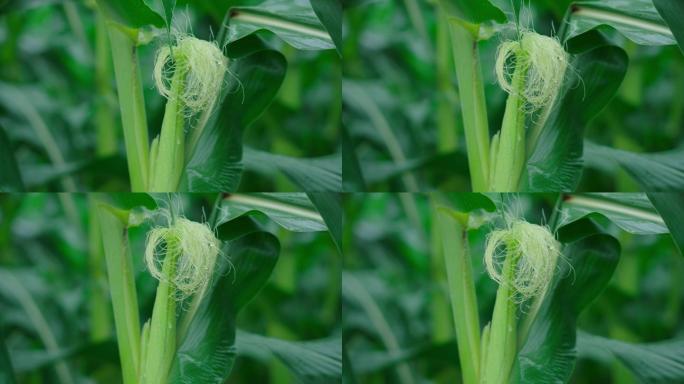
[170,231,280,383]
[236,330,342,383]
[515,233,620,383]
[653,0,684,53]
[182,50,286,192]
[647,193,684,256]
[438,0,506,24]
[307,192,342,253]
[310,0,342,54]
[96,0,165,28]
[219,193,327,232]
[451,193,496,213]
[577,331,684,383]
[584,141,684,191]
[523,44,628,191]
[227,0,335,51]
[342,125,366,191]
[0,124,23,192]
[243,147,342,192]
[0,327,17,384]
[563,0,675,46]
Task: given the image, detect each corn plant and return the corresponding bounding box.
[0,193,342,383]
[342,0,684,192]
[0,0,342,192]
[343,192,684,383]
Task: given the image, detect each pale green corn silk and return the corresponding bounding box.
[484,219,562,301]
[495,31,568,112]
[153,35,228,116]
[144,217,222,299]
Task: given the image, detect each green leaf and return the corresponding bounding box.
[563,0,676,46]
[310,0,342,54]
[647,193,684,256]
[0,124,23,192]
[523,44,628,191]
[227,0,335,51]
[182,49,286,192]
[0,327,17,384]
[307,192,342,254]
[243,147,342,192]
[558,193,668,235]
[583,141,684,191]
[96,0,165,28]
[653,0,684,53]
[438,0,506,24]
[577,331,684,383]
[170,231,280,383]
[236,330,342,383]
[514,233,620,383]
[342,126,366,191]
[218,193,327,232]
[451,193,496,213]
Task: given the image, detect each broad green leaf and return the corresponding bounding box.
[647,193,684,256]
[451,193,496,213]
[181,49,286,192]
[558,193,668,235]
[170,231,280,383]
[310,0,342,54]
[307,192,342,253]
[236,330,342,383]
[227,0,335,51]
[562,0,675,46]
[438,0,506,24]
[584,141,684,191]
[577,331,684,383]
[0,124,23,192]
[523,44,628,191]
[653,0,684,53]
[95,0,165,28]
[218,193,327,232]
[243,147,341,192]
[514,233,620,383]
[0,327,17,384]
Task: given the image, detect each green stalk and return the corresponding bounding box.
[150,67,186,192]
[436,208,480,384]
[141,236,180,384]
[97,205,141,384]
[483,244,520,384]
[94,10,117,156]
[447,20,490,191]
[436,10,458,153]
[107,24,150,191]
[490,57,527,192]
[88,197,112,341]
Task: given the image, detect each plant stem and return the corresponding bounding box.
[88,197,112,342]
[436,208,480,384]
[97,205,141,384]
[490,56,527,192]
[141,236,179,384]
[483,245,519,384]
[94,10,117,156]
[150,67,186,192]
[447,20,490,191]
[107,24,150,191]
[436,10,458,153]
